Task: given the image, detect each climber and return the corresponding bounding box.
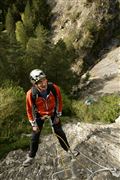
[23,69,79,167]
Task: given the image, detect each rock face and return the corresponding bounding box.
[47,0,120,97]
[48,0,120,45]
[0,121,120,180]
[89,46,120,94]
[79,45,120,98]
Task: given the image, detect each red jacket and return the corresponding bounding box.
[26,83,62,121]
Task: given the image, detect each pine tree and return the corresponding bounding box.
[22,1,34,37]
[26,24,49,58]
[32,0,51,28]
[0,31,25,87]
[16,21,28,48]
[46,39,77,93]
[5,8,16,43]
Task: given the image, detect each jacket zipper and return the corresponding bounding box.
[42,94,50,111]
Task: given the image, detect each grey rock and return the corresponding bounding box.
[0,122,120,180]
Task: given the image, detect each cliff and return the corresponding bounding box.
[0,121,120,180]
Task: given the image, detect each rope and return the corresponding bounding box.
[87,168,113,180]
[1,116,119,180]
[48,116,92,171]
[48,117,92,179]
[60,154,68,178]
[48,117,69,179]
[47,117,119,179]
[51,167,71,180]
[77,151,107,169]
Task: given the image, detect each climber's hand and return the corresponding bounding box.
[41,115,50,120]
[32,126,40,132]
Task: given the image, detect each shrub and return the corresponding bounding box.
[72,94,120,123]
[61,88,73,116]
[0,82,31,158]
[0,81,27,138]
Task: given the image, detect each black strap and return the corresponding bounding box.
[31,86,39,119]
[47,82,57,116]
[47,82,57,105]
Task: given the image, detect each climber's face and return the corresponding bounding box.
[35,78,48,92]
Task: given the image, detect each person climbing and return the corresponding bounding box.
[23,69,79,167]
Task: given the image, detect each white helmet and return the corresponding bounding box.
[30,69,46,84]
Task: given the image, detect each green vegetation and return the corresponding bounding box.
[1,86,119,159]
[0,82,31,159]
[5,7,16,43]
[0,0,120,159]
[72,94,120,123]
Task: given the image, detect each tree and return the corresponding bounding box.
[16,21,28,48]
[0,31,26,88]
[22,1,34,37]
[32,0,51,28]
[46,39,77,93]
[23,24,50,79]
[26,24,50,59]
[5,8,16,43]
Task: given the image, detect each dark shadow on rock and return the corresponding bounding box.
[77,74,118,99]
